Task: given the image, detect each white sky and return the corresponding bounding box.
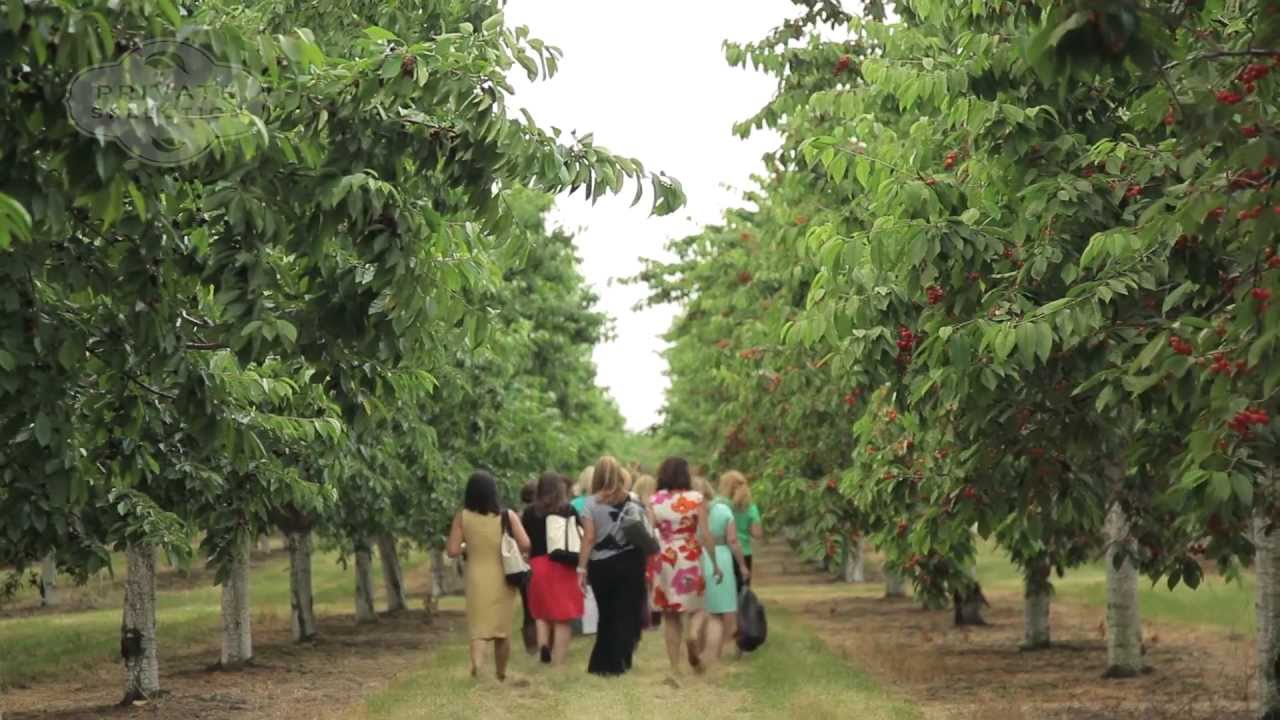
[504,1,792,431]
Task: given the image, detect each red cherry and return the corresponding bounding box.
[1244,124,1262,139]
[1217,89,1245,105]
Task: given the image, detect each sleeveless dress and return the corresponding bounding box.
[650,489,705,613]
[462,510,517,640]
[701,500,738,614]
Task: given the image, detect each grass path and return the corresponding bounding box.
[362,606,917,720]
[362,575,918,720]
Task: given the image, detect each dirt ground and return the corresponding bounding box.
[2,550,456,720]
[2,607,456,720]
[753,545,1254,720]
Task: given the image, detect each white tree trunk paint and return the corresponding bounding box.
[1254,489,1280,718]
[884,569,907,598]
[377,534,408,613]
[354,542,377,623]
[1104,502,1143,677]
[286,529,316,642]
[121,543,160,703]
[1022,575,1052,650]
[39,551,58,608]
[219,536,253,666]
[841,537,865,582]
[427,547,446,616]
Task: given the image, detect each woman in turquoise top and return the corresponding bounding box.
[696,475,749,666]
[721,471,763,590]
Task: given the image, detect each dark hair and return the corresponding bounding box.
[534,472,569,517]
[520,479,537,506]
[464,470,502,515]
[656,456,692,492]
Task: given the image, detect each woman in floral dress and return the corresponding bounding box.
[649,456,720,675]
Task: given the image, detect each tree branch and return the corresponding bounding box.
[127,375,178,401]
[1164,48,1280,70]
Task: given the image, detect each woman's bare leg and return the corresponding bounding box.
[687,611,707,674]
[662,611,684,672]
[469,639,485,677]
[535,618,551,662]
[494,638,511,680]
[551,622,572,665]
[703,613,725,666]
[724,611,739,659]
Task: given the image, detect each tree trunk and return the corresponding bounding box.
[841,536,865,583]
[39,551,58,608]
[953,583,989,626]
[1022,574,1052,650]
[219,537,253,666]
[121,543,160,704]
[1103,502,1143,678]
[377,534,408,613]
[354,542,377,623]
[286,529,317,642]
[426,547,446,617]
[884,569,907,598]
[1255,496,1280,718]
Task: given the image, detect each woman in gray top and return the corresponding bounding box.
[576,456,647,676]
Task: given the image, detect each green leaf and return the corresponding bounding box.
[950,334,972,369]
[994,325,1016,361]
[276,319,298,344]
[1232,473,1254,505]
[1034,323,1053,364]
[1121,373,1162,396]
[34,412,51,447]
[960,208,980,225]
[1162,281,1197,315]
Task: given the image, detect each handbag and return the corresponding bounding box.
[737,587,768,652]
[617,498,660,556]
[546,511,582,566]
[500,510,530,587]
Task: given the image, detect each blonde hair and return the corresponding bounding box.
[692,475,711,498]
[575,465,594,496]
[633,474,657,506]
[719,470,753,511]
[591,456,629,503]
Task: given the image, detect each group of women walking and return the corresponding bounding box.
[445,454,764,680]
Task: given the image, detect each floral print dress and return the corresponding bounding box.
[650,489,705,613]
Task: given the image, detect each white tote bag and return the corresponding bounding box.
[546,513,582,564]
[499,511,529,586]
[581,585,599,635]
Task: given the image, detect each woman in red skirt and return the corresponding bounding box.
[521,472,585,665]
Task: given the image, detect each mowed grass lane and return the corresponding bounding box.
[362,605,918,720]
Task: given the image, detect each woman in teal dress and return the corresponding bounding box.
[695,475,750,666]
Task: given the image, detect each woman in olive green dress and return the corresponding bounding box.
[447,470,531,681]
